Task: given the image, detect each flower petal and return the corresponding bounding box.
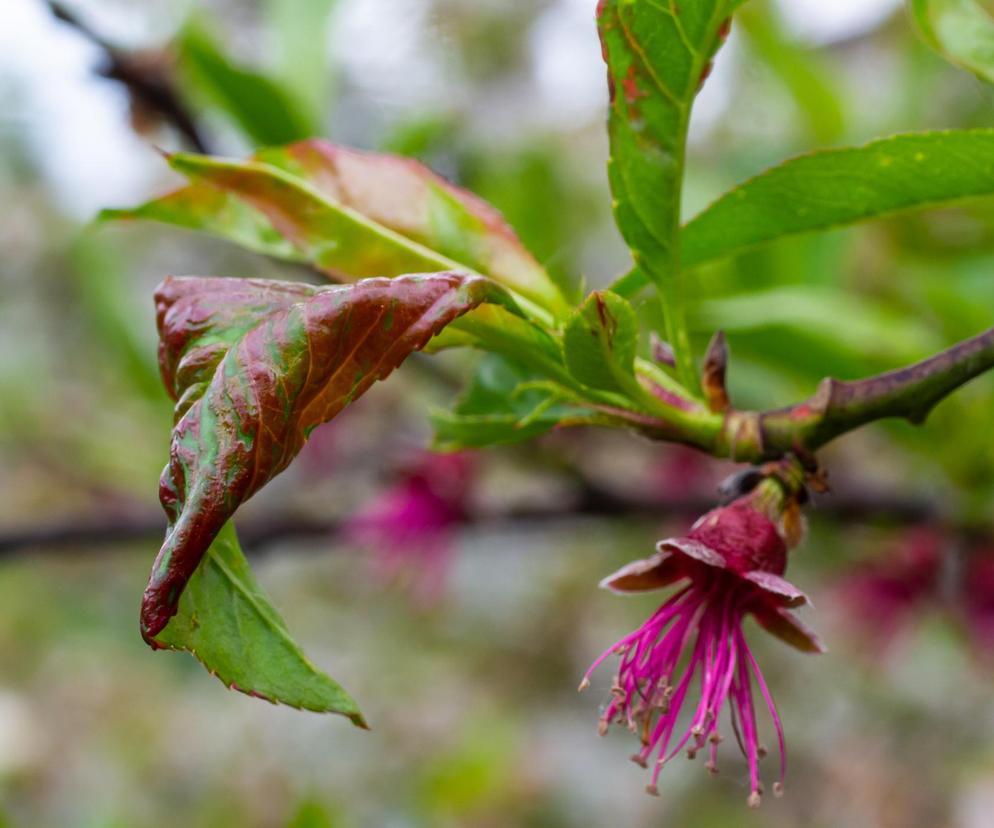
[753,606,826,654]
[744,571,810,608]
[657,537,727,569]
[599,551,683,593]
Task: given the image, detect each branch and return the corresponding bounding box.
[753,325,994,458]
[0,484,946,560]
[46,0,209,153]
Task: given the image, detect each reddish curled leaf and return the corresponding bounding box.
[155,276,321,417]
[143,272,510,642]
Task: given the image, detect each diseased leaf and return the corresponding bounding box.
[156,522,366,725]
[597,0,741,384]
[910,0,994,85]
[176,15,314,145]
[616,130,994,295]
[103,141,568,318]
[431,354,595,450]
[155,275,321,416]
[143,272,512,641]
[563,290,639,394]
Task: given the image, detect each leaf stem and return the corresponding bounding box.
[652,268,698,394]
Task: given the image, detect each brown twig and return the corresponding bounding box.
[755,325,994,458]
[46,0,209,153]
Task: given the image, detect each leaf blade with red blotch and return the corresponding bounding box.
[167,153,459,282]
[155,275,321,415]
[143,272,512,642]
[597,0,743,385]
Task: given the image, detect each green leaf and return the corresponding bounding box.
[684,130,994,267]
[157,522,366,725]
[910,0,994,85]
[431,354,593,450]
[436,304,570,381]
[100,184,307,266]
[176,15,314,145]
[607,266,649,299]
[563,290,639,395]
[617,130,994,295]
[143,273,512,641]
[597,0,742,387]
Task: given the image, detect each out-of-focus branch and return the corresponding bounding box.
[46,0,209,153]
[0,483,946,560]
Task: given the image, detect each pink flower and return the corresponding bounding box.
[581,491,823,806]
[345,452,473,602]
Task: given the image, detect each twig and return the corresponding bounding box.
[45,0,209,153]
[632,325,994,462]
[755,325,994,458]
[0,484,946,560]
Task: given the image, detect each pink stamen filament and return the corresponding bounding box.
[585,573,787,802]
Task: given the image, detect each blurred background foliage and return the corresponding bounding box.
[4,0,994,825]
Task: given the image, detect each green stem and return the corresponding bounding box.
[654,272,697,394]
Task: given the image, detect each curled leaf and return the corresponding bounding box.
[155,275,321,417]
[143,272,511,641]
